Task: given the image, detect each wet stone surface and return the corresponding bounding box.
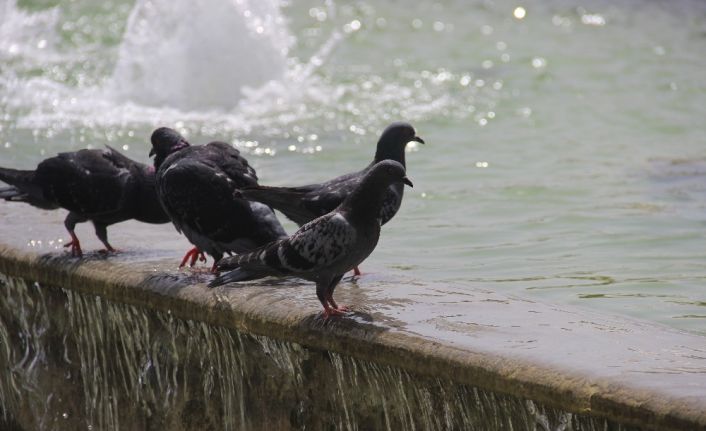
[0,276,635,431]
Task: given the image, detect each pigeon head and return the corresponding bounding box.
[149,127,190,170]
[344,160,413,220]
[366,159,414,188]
[374,122,424,165]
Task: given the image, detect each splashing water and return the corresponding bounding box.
[0,0,496,140]
[109,0,291,109]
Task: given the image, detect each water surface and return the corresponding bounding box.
[1,0,705,334]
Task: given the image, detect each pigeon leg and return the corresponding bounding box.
[317,279,344,319]
[324,275,349,313]
[63,212,86,257]
[179,247,207,268]
[93,223,117,253]
[352,266,361,276]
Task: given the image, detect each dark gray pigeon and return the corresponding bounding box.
[209,160,413,319]
[236,122,423,275]
[150,127,287,269]
[0,146,170,256]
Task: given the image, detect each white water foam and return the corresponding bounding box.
[109,0,292,110]
[1,0,494,143]
[0,0,323,134]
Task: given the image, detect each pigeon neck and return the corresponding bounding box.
[373,143,406,167]
[343,176,390,224]
[134,167,171,223]
[153,142,189,171]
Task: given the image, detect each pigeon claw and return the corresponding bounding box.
[98,246,119,255]
[64,234,83,258]
[179,247,207,268]
[322,306,347,320]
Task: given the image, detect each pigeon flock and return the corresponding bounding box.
[0,122,422,317]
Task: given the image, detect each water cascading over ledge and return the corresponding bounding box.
[0,275,633,431]
[0,212,704,431]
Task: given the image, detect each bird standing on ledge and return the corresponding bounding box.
[210,160,414,319]
[236,122,423,276]
[150,127,287,270]
[0,146,170,257]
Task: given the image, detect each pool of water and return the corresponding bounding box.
[1,0,705,334]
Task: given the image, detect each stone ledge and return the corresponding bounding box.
[0,242,704,431]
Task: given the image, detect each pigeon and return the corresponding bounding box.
[236,122,423,275]
[0,146,170,257]
[210,160,414,318]
[150,127,287,269]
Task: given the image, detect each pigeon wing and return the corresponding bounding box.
[229,212,356,276]
[204,142,259,187]
[157,157,236,236]
[36,149,131,217]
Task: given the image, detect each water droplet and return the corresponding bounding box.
[531,57,547,69]
[412,19,423,29]
[482,60,494,69]
[288,145,296,151]
[37,39,47,49]
[122,144,129,151]
[479,118,488,126]
[62,412,69,419]
[581,14,605,26]
[518,107,532,118]
[344,20,361,33]
[433,21,445,32]
[513,7,526,20]
[481,25,493,35]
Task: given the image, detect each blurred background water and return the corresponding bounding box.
[1,0,705,334]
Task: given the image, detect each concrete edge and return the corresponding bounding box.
[0,245,703,431]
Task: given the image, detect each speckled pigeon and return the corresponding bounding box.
[0,146,170,257]
[150,127,287,269]
[236,122,423,275]
[210,160,414,318]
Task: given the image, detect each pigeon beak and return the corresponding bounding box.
[149,148,156,157]
[402,176,414,188]
[412,136,425,144]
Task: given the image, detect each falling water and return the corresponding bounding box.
[0,274,638,430]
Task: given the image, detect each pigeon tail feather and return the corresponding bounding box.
[208,268,259,287]
[0,186,25,201]
[0,167,35,189]
[239,185,315,225]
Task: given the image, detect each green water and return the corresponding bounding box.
[1,0,705,334]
